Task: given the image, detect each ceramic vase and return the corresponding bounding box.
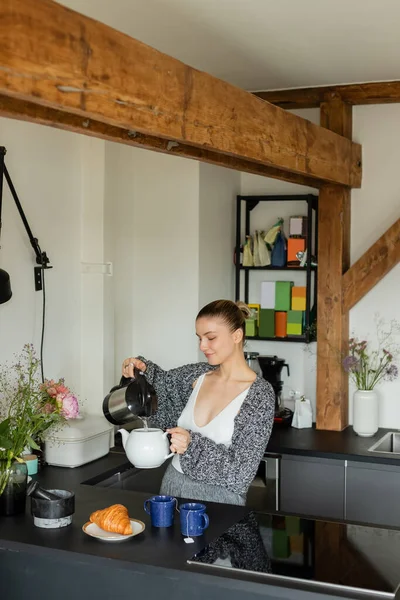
[352,389,379,437]
[0,460,28,516]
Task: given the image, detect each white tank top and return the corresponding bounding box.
[172,373,250,473]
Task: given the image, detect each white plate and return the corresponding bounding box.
[82,518,145,542]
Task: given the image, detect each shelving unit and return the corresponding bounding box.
[235,194,318,343]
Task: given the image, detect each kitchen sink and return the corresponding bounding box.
[368,432,400,454]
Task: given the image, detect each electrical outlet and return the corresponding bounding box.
[34,267,42,291]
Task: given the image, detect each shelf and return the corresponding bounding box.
[239,265,317,271]
[248,335,307,343]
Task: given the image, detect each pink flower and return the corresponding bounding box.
[61,394,79,419]
[47,386,57,398]
[42,402,55,414]
[55,384,69,395]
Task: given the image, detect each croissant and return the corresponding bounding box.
[90,504,132,535]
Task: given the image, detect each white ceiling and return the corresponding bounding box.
[60,0,400,91]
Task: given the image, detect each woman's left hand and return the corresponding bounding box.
[167,427,191,455]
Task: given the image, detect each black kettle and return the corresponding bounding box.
[103,368,158,426]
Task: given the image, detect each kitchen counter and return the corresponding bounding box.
[267,425,400,465]
[1,452,399,600]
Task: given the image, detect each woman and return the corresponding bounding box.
[122,300,275,506]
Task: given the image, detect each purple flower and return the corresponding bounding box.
[343,355,361,373]
[383,349,393,361]
[385,364,398,382]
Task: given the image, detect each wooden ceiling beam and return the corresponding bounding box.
[254,81,400,109]
[0,95,324,189]
[0,0,361,188]
[342,218,400,312]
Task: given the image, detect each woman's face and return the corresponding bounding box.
[196,316,242,365]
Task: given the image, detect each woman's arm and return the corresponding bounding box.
[137,357,213,429]
[178,378,275,495]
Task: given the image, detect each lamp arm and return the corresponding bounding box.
[0,147,51,268]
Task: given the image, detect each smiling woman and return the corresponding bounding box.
[121,299,275,506]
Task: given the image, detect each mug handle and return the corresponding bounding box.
[202,513,209,530]
[144,500,151,515]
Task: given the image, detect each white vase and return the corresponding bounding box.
[352,389,379,437]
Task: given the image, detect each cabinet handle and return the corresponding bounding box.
[261,454,281,511]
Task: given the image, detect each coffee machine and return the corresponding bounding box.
[258,355,293,426]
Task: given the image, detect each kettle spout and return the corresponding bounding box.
[118,428,129,450]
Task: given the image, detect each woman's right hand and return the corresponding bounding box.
[122,357,147,379]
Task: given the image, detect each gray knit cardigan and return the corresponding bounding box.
[140,357,275,496]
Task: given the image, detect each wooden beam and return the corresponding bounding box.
[343,219,400,311]
[0,95,325,189]
[317,97,352,431]
[0,0,362,188]
[254,81,400,109]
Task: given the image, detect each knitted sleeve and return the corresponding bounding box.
[138,356,212,430]
[179,378,275,496]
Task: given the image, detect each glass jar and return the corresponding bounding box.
[0,460,28,516]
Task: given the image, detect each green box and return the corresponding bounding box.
[287,322,302,335]
[272,529,291,559]
[275,281,293,311]
[287,310,303,324]
[245,318,257,337]
[285,516,302,536]
[259,309,275,337]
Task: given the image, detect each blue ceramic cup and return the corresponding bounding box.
[179,502,209,537]
[144,495,177,527]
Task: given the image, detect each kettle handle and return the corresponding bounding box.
[283,363,290,377]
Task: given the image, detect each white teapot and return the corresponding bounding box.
[118,428,174,469]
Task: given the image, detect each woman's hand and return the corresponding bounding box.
[121,357,147,378]
[167,427,191,455]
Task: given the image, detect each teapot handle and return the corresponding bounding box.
[162,431,174,459]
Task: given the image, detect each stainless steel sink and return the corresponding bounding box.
[368,432,400,454]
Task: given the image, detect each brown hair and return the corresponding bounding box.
[196,299,251,339]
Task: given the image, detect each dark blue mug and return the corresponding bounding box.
[179,502,209,537]
[144,495,177,527]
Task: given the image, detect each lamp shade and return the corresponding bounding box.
[0,268,12,304]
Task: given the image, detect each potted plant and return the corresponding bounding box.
[0,344,79,515]
[342,319,399,437]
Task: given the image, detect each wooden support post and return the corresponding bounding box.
[317,94,352,430]
[343,218,400,311]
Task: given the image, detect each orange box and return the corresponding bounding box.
[275,311,287,338]
[292,286,306,311]
[287,238,306,264]
[292,286,306,298]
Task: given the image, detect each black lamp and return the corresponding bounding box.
[0,268,11,304]
[0,146,51,304]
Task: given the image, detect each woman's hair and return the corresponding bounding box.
[196,299,251,339]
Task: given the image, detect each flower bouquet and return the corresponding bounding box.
[342,330,399,391]
[341,317,399,437]
[0,345,79,497]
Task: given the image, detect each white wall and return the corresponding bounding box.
[241,106,400,426]
[350,105,400,427]
[104,146,241,377]
[0,117,106,416]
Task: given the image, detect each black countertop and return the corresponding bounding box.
[267,425,400,465]
[0,453,247,572]
[1,448,400,600]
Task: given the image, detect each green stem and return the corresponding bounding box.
[0,455,13,496]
